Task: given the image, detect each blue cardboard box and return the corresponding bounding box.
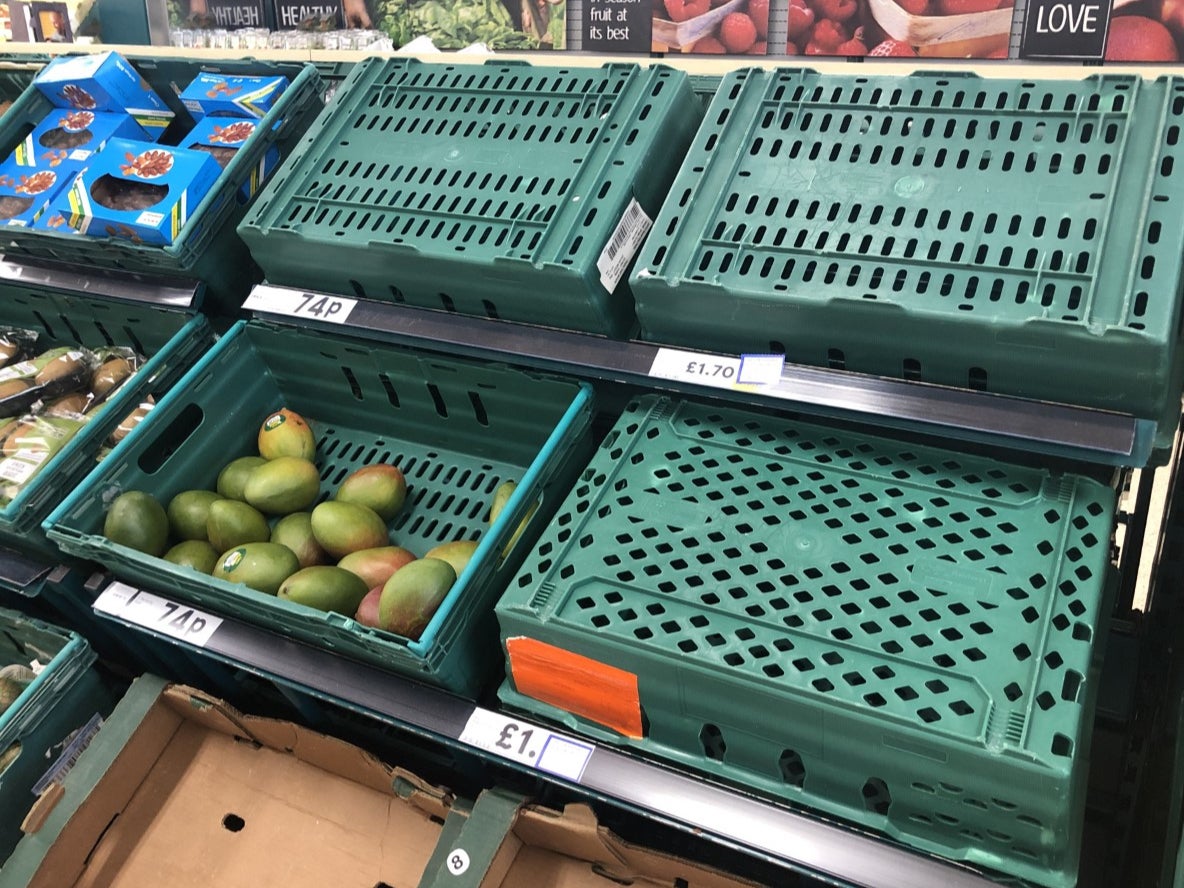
[56,138,221,246]
[11,110,149,173]
[182,117,279,203]
[179,73,288,120]
[0,156,77,227]
[33,52,174,135]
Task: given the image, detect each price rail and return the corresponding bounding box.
[91,579,1005,888]
[242,283,1148,467]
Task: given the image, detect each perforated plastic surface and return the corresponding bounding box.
[496,394,1116,888]
[46,320,593,696]
[239,59,703,337]
[631,70,1184,450]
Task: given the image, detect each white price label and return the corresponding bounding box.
[243,285,358,325]
[737,353,786,386]
[459,708,593,783]
[649,348,742,390]
[0,455,41,484]
[597,198,653,294]
[94,582,222,648]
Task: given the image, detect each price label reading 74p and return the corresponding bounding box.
[243,285,358,325]
[93,582,223,648]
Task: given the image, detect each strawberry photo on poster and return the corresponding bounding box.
[651,0,769,54]
[784,0,1014,57]
[1103,0,1182,60]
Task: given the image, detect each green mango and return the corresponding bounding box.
[212,542,300,596]
[216,456,267,501]
[278,566,369,614]
[310,500,388,559]
[270,512,328,568]
[167,489,223,541]
[244,456,320,515]
[378,557,456,639]
[207,499,270,553]
[103,490,169,557]
[424,539,479,580]
[334,464,407,520]
[163,540,219,574]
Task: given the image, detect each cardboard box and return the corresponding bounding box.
[12,109,149,173]
[423,789,759,888]
[32,52,174,135]
[179,72,289,120]
[182,116,280,202]
[1,675,466,888]
[0,155,76,227]
[57,138,222,245]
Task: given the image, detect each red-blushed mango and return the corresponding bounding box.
[355,586,383,627]
[270,511,327,568]
[278,566,368,614]
[424,540,479,580]
[310,500,388,559]
[379,557,456,639]
[244,455,320,514]
[334,464,407,521]
[258,407,316,461]
[337,545,416,589]
[212,542,300,596]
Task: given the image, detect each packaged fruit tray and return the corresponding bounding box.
[237,58,703,338]
[45,319,594,697]
[0,55,323,312]
[0,605,110,861]
[630,70,1184,452]
[0,282,214,563]
[495,393,1117,888]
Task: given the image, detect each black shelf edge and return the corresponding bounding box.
[244,284,1149,467]
[93,579,1006,888]
[0,254,202,310]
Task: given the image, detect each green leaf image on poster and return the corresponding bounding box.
[380,0,565,48]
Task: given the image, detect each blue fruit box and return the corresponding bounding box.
[33,52,174,135]
[53,138,222,246]
[12,109,148,174]
[182,117,280,203]
[180,73,288,120]
[0,156,76,227]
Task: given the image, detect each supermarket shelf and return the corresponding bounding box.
[243,284,1149,466]
[0,254,202,309]
[0,546,51,593]
[88,578,1003,888]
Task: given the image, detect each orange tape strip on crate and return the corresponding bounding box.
[506,637,644,740]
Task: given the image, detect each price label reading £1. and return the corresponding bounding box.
[243,285,358,325]
[94,582,223,648]
[459,707,594,783]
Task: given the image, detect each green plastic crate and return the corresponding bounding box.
[0,284,214,565]
[238,58,703,338]
[45,320,594,697]
[496,394,1117,888]
[0,54,324,314]
[0,606,110,862]
[630,70,1184,452]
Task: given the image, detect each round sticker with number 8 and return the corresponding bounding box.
[448,849,470,875]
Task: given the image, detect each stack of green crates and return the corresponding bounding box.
[496,393,1117,888]
[238,58,703,337]
[0,605,109,862]
[45,319,594,697]
[630,70,1184,453]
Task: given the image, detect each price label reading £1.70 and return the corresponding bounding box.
[93,582,223,648]
[459,708,594,783]
[242,285,358,325]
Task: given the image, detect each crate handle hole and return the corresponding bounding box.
[138,402,203,475]
[1051,733,1072,757]
[778,749,806,788]
[861,777,892,816]
[699,723,726,761]
[427,383,448,418]
[349,279,366,298]
[222,813,245,832]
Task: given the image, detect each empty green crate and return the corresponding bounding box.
[0,606,110,862]
[45,320,594,697]
[0,55,323,313]
[630,70,1184,451]
[496,394,1116,888]
[0,284,213,566]
[238,58,703,338]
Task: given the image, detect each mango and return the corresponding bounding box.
[270,512,327,568]
[424,539,479,580]
[336,546,416,589]
[212,542,300,596]
[355,586,383,627]
[334,464,407,520]
[103,490,168,556]
[244,456,320,514]
[167,489,223,541]
[378,557,456,639]
[163,539,219,574]
[207,499,270,553]
[258,407,315,460]
[489,480,516,524]
[310,501,388,559]
[278,565,369,614]
[216,456,267,501]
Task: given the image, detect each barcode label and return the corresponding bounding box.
[31,712,103,796]
[597,198,653,293]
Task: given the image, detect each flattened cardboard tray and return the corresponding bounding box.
[423,788,760,888]
[1,675,463,888]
